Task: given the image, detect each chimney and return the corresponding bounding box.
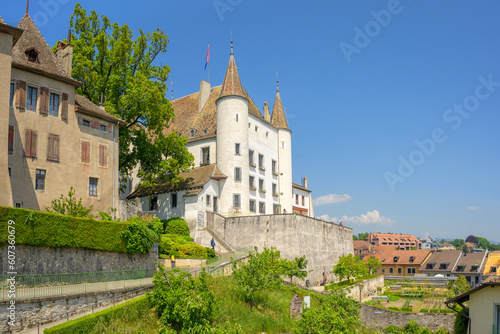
[55,31,73,77]
[264,101,270,122]
[198,80,210,114]
[302,176,308,188]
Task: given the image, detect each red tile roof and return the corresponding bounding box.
[365,246,431,265]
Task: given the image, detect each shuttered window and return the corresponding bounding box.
[81,141,91,163]
[61,93,68,120]
[47,134,60,162]
[98,144,107,167]
[27,86,38,111]
[15,80,27,109]
[39,87,49,115]
[49,93,59,117]
[8,126,14,155]
[24,130,37,157]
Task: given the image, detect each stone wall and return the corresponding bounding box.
[0,285,152,333]
[360,304,456,333]
[213,213,353,284]
[160,257,207,269]
[0,244,158,275]
[345,275,385,301]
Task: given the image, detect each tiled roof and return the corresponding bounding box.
[483,251,500,276]
[270,90,289,129]
[370,233,421,244]
[167,85,264,143]
[75,94,125,125]
[127,164,227,199]
[0,17,23,46]
[12,14,79,86]
[218,52,245,99]
[365,246,431,265]
[353,240,370,250]
[419,250,462,272]
[292,182,311,193]
[452,252,487,274]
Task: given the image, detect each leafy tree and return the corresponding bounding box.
[120,214,160,254]
[366,256,382,274]
[149,266,215,333]
[465,235,479,245]
[448,276,470,296]
[66,4,194,190]
[461,244,470,254]
[476,236,500,251]
[46,187,95,218]
[231,246,283,308]
[447,277,470,334]
[450,238,465,249]
[293,291,360,334]
[282,255,309,284]
[333,254,368,282]
[352,232,369,240]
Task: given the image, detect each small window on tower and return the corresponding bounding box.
[25,48,39,63]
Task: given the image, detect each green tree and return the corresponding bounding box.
[231,246,283,308]
[461,244,470,254]
[450,238,465,249]
[293,291,360,334]
[333,254,368,282]
[366,256,382,274]
[282,255,309,284]
[149,266,216,333]
[46,187,95,218]
[67,4,194,190]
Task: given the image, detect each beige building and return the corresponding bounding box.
[0,13,124,216]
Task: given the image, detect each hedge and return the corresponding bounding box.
[44,295,151,334]
[0,206,128,253]
[163,217,190,236]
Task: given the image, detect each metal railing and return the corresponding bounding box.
[0,267,187,300]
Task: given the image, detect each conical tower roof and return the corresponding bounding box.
[270,84,289,129]
[218,43,245,99]
[0,16,5,24]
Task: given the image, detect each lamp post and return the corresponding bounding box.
[359,282,364,303]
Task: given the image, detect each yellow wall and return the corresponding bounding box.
[469,286,500,333]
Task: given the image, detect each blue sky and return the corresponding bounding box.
[4,1,500,241]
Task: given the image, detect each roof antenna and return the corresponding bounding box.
[276,72,279,92]
[230,31,233,55]
[26,0,30,15]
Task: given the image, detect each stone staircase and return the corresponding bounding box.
[195,227,234,254]
[207,226,235,253]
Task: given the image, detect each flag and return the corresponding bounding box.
[204,44,209,70]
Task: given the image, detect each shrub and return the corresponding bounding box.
[401,307,412,312]
[163,217,190,236]
[419,308,428,313]
[120,216,160,254]
[388,306,399,311]
[430,308,439,313]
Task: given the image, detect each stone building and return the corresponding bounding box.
[368,232,422,249]
[0,13,124,215]
[127,44,314,225]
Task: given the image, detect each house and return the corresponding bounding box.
[440,242,456,250]
[445,276,500,334]
[419,249,462,277]
[451,251,488,288]
[367,233,422,249]
[420,233,441,249]
[364,246,432,276]
[483,251,500,279]
[353,240,373,259]
[127,43,314,225]
[0,12,124,216]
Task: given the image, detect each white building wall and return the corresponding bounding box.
[292,187,311,214]
[277,128,293,213]
[186,137,217,167]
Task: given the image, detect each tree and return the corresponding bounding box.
[465,235,479,245]
[352,232,369,240]
[366,257,382,275]
[332,254,368,282]
[449,276,471,296]
[461,244,470,254]
[282,255,309,284]
[450,238,465,249]
[148,266,216,333]
[293,291,360,334]
[46,187,95,218]
[67,4,194,190]
[231,246,283,308]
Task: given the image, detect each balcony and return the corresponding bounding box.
[259,188,266,194]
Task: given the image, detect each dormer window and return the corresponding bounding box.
[203,129,208,134]
[409,256,415,264]
[25,48,39,63]
[190,129,197,137]
[393,256,399,263]
[439,263,449,270]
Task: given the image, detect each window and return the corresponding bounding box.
[259,179,265,193]
[15,203,21,208]
[81,141,91,163]
[24,130,37,157]
[266,131,269,138]
[89,177,98,197]
[471,265,479,272]
[296,194,299,205]
[389,267,393,274]
[99,124,107,131]
[82,119,90,127]
[49,93,59,117]
[47,134,60,162]
[281,141,284,148]
[234,167,241,181]
[27,86,37,111]
[149,196,158,211]
[426,263,435,270]
[35,169,46,190]
[98,144,107,167]
[407,268,416,275]
[409,256,415,264]
[273,204,279,214]
[249,150,255,166]
[10,82,14,106]
[249,176,255,190]
[456,265,466,272]
[272,160,277,174]
[393,256,399,263]
[233,194,240,208]
[201,147,210,165]
[302,196,305,206]
[259,201,265,214]
[235,114,238,122]
[258,154,264,169]
[235,143,240,155]
[272,183,278,196]
[397,268,402,274]
[26,48,39,63]
[255,126,258,132]
[381,268,386,274]
[8,125,14,155]
[206,195,211,207]
[491,266,498,274]
[249,199,256,212]
[439,263,449,270]
[190,129,197,137]
[171,193,178,208]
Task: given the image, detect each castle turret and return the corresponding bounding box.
[216,42,249,216]
[271,81,292,213]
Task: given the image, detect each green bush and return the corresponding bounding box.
[430,308,439,313]
[388,306,399,311]
[44,295,151,334]
[420,308,428,313]
[158,234,213,259]
[163,217,189,236]
[0,206,128,252]
[401,307,412,312]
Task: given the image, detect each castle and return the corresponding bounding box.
[127,43,314,226]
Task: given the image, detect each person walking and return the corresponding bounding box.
[211,237,215,250]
